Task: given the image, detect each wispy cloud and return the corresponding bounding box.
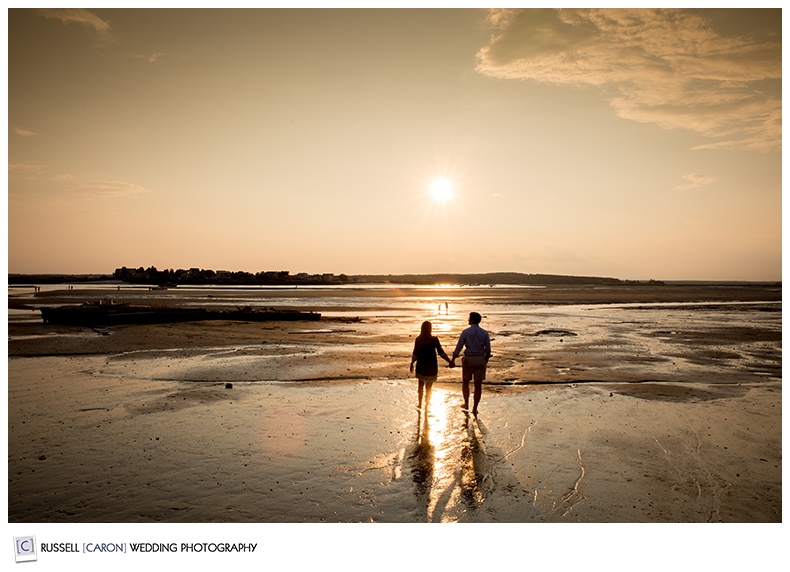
[131,52,164,63]
[79,180,149,198]
[8,168,147,199]
[476,9,781,151]
[12,127,36,137]
[9,163,45,176]
[38,8,115,48]
[37,9,167,63]
[674,173,716,191]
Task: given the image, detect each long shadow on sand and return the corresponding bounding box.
[406,410,435,521]
[405,402,530,522]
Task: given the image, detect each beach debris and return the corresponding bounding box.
[39,302,321,326]
[225,383,233,389]
[534,329,577,337]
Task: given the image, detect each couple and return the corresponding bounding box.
[409,312,491,416]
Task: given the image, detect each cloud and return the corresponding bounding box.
[38,8,115,47]
[9,163,45,176]
[674,173,716,191]
[38,10,166,63]
[12,127,36,137]
[131,52,164,63]
[476,9,781,151]
[79,180,149,198]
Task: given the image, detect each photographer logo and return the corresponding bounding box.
[14,536,37,563]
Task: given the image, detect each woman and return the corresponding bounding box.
[410,321,451,410]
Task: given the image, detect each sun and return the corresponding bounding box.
[429,178,454,203]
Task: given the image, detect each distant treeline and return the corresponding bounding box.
[9,267,639,286]
[111,266,349,286]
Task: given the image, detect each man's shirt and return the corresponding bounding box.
[453,323,491,359]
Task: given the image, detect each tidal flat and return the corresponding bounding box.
[8,283,781,522]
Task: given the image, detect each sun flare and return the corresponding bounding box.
[429,178,454,203]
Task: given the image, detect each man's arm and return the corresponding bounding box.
[449,331,466,368]
[452,330,466,359]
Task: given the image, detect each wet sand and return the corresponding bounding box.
[7,284,782,523]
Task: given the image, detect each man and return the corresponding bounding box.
[450,311,491,415]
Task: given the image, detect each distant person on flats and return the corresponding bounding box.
[410,321,451,411]
[450,312,491,416]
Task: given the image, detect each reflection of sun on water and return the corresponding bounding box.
[422,388,460,521]
[433,320,452,334]
[417,314,451,334]
[424,283,460,289]
[427,388,451,448]
[412,383,488,521]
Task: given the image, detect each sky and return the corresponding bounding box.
[6,7,783,281]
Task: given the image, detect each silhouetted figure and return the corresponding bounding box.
[449,312,491,416]
[410,321,451,410]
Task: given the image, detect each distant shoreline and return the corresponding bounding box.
[6,271,780,287]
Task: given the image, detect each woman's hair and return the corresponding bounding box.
[418,320,432,339]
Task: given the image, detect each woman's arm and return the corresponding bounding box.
[435,337,451,363]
